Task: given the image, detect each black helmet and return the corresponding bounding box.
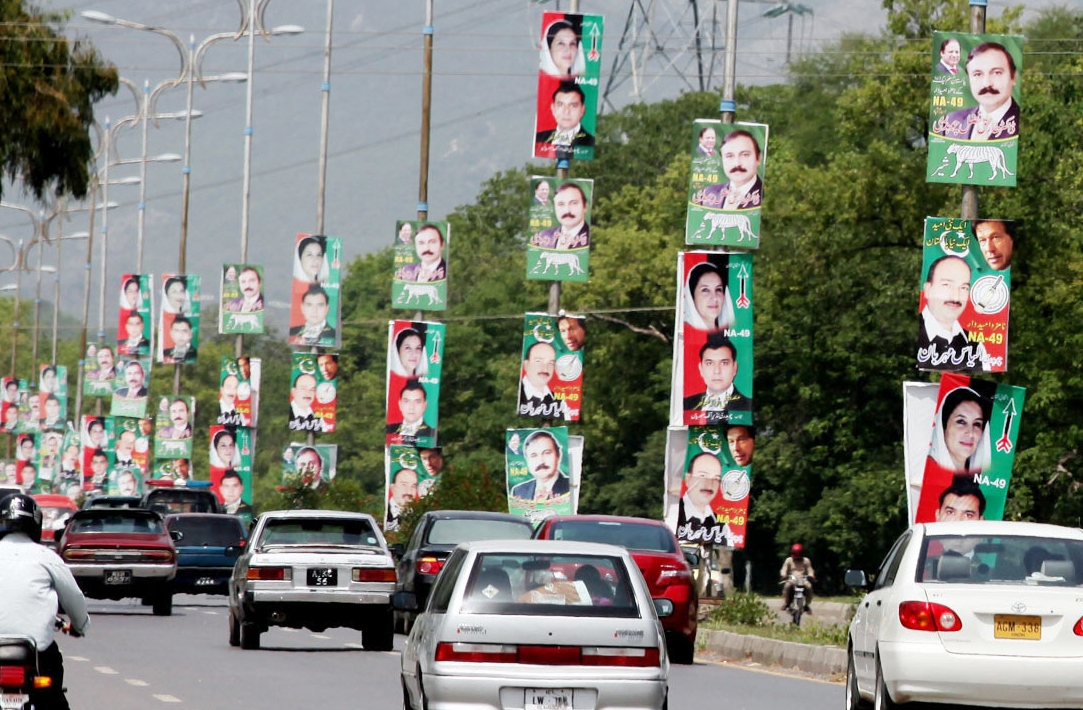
[0,493,43,543]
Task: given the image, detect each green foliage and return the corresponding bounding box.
[0,2,118,200]
[707,592,772,627]
[260,476,383,519]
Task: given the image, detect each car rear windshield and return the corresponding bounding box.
[920,534,1083,586]
[144,490,218,514]
[457,553,641,618]
[260,518,381,547]
[427,518,533,545]
[545,520,677,553]
[70,512,165,535]
[170,518,245,547]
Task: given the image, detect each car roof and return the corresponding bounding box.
[459,539,633,557]
[82,495,143,509]
[541,514,669,528]
[258,509,378,521]
[424,510,534,523]
[165,512,244,523]
[917,520,1083,539]
[73,507,163,520]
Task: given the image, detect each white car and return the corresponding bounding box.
[845,520,1083,709]
[396,539,670,710]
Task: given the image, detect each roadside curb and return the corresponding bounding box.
[699,629,846,676]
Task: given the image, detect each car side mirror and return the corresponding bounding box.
[170,530,184,542]
[389,543,405,559]
[844,569,868,589]
[683,550,700,568]
[392,590,419,612]
[653,599,675,618]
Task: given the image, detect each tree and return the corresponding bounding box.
[1,1,118,201]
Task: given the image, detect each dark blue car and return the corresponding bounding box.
[165,513,247,595]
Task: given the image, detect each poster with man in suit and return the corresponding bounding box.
[533,12,604,162]
[686,120,768,248]
[518,313,583,422]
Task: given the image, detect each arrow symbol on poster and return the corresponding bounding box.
[735,263,750,308]
[430,332,443,364]
[995,398,1017,453]
[587,24,601,61]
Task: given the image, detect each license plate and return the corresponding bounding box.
[994,614,1041,640]
[195,577,216,586]
[1,693,29,709]
[526,688,572,710]
[104,569,132,585]
[307,568,337,587]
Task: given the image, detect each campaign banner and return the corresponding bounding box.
[288,234,342,349]
[37,365,67,432]
[15,434,38,492]
[673,427,750,548]
[517,313,583,421]
[153,395,195,459]
[686,121,768,248]
[219,264,266,334]
[383,445,442,532]
[678,252,754,427]
[111,356,151,418]
[288,353,338,434]
[281,443,337,489]
[112,416,151,477]
[14,380,38,434]
[157,274,201,364]
[506,427,576,523]
[82,344,117,398]
[81,415,114,490]
[151,458,192,483]
[53,429,82,497]
[33,430,62,493]
[526,177,592,282]
[385,320,445,448]
[918,217,1012,373]
[1,377,23,433]
[913,373,1026,524]
[392,221,449,311]
[209,425,254,521]
[117,274,153,357]
[533,12,603,161]
[927,32,1023,187]
[218,356,259,427]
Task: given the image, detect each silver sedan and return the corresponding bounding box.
[397,539,670,710]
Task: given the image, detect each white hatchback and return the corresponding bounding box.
[846,520,1083,709]
[396,539,670,710]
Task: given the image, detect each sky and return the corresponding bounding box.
[0,0,1067,335]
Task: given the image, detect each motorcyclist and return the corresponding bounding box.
[0,493,89,710]
[779,543,815,612]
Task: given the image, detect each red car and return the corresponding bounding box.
[31,493,78,549]
[533,514,698,663]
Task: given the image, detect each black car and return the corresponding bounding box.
[391,510,533,633]
[165,513,247,595]
[142,487,221,516]
[81,494,143,510]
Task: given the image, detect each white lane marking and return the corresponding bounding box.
[203,610,218,615]
[153,695,182,703]
[94,667,118,675]
[125,679,148,687]
[312,634,330,639]
[67,655,89,662]
[345,642,363,649]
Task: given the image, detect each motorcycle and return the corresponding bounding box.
[782,574,811,626]
[0,618,78,710]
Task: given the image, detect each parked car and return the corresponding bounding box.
[845,520,1083,710]
[392,510,534,633]
[165,513,247,596]
[533,514,698,664]
[142,483,221,516]
[396,539,670,710]
[58,507,179,615]
[81,494,142,510]
[31,493,78,549]
[228,509,397,651]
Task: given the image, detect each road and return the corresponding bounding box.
[60,595,842,710]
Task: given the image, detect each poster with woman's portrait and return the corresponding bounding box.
[917,217,1011,373]
[288,234,342,349]
[218,356,259,427]
[208,425,253,510]
[533,12,603,162]
[927,32,1023,187]
[281,443,337,489]
[678,251,754,427]
[288,353,337,434]
[391,221,449,311]
[220,264,266,334]
[666,427,750,548]
[518,313,582,422]
[913,373,1026,524]
[506,427,581,524]
[117,274,153,357]
[157,274,201,365]
[686,121,768,248]
[385,320,445,448]
[525,177,592,282]
[37,365,67,432]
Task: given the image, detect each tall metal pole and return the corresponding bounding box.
[548,0,580,316]
[31,220,46,370]
[416,0,433,225]
[179,35,196,275]
[240,0,258,258]
[137,80,150,271]
[720,0,738,124]
[10,240,24,375]
[50,227,62,364]
[75,184,97,422]
[960,0,986,221]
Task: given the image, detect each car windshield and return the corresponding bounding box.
[70,512,165,535]
[41,506,74,530]
[170,518,245,547]
[145,491,217,514]
[546,521,677,553]
[919,534,1083,586]
[458,553,641,618]
[260,518,380,547]
[427,519,532,545]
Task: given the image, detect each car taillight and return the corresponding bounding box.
[62,549,95,561]
[353,567,397,583]
[248,566,292,581]
[899,601,962,632]
[656,564,692,586]
[0,666,26,687]
[142,550,174,562]
[433,643,661,666]
[1073,617,1083,636]
[417,556,444,576]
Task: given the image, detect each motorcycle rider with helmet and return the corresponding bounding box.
[0,493,89,710]
[779,542,816,612]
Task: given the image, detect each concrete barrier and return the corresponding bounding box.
[699,629,847,676]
